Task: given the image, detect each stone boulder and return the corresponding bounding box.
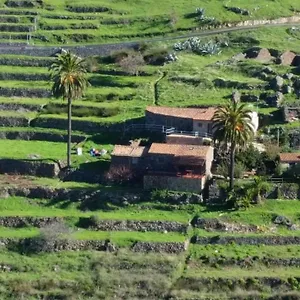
[265,92,284,107]
[244,47,272,62]
[282,85,293,94]
[270,76,284,91]
[277,51,296,66]
[283,73,294,80]
[240,94,259,102]
[273,215,292,227]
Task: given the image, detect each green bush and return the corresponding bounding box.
[150,189,170,201]
[143,48,169,65]
[216,161,245,179]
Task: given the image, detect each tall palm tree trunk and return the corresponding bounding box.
[229,142,236,190]
[67,98,72,168]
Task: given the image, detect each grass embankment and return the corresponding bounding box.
[1,0,300,45]
[0,250,183,299]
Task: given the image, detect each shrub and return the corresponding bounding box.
[150,189,170,202]
[174,37,223,55]
[25,222,70,253]
[104,165,134,185]
[143,48,169,65]
[118,52,145,76]
[216,161,245,179]
[236,144,262,170]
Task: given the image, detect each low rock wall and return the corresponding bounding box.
[0,87,51,98]
[0,116,29,127]
[78,218,187,233]
[131,241,186,253]
[0,216,62,228]
[0,159,60,178]
[192,235,300,245]
[0,238,186,253]
[176,276,299,293]
[0,43,138,57]
[200,256,300,267]
[0,130,85,143]
[192,217,259,233]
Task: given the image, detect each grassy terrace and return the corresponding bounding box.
[0,250,182,299]
[0,0,299,45]
[190,244,300,259]
[0,139,113,168]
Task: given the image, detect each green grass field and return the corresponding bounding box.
[0,1,300,298]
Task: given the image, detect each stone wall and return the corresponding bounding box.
[0,87,51,98]
[131,241,186,253]
[0,130,85,143]
[0,185,202,205]
[192,217,259,233]
[0,116,29,127]
[0,216,63,228]
[0,159,60,178]
[144,175,204,193]
[78,218,187,233]
[31,117,143,134]
[0,238,186,253]
[192,235,300,245]
[0,43,138,57]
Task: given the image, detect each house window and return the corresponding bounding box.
[198,122,203,128]
[132,157,138,165]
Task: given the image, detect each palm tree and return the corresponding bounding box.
[49,50,89,168]
[249,176,271,204]
[213,100,255,189]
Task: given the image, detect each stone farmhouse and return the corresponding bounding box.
[145,106,259,136]
[145,106,216,137]
[279,153,300,169]
[111,141,214,193]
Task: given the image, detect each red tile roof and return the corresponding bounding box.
[279,153,300,163]
[112,145,146,157]
[146,106,216,121]
[148,143,210,157]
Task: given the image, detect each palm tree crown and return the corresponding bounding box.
[50,50,89,100]
[212,100,255,189]
[212,101,254,148]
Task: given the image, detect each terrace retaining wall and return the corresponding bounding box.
[192,235,300,245]
[78,218,188,233]
[131,241,187,253]
[0,216,63,228]
[0,43,138,57]
[0,238,186,253]
[0,130,85,143]
[0,159,60,178]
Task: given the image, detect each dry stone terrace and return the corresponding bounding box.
[0,1,300,298]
